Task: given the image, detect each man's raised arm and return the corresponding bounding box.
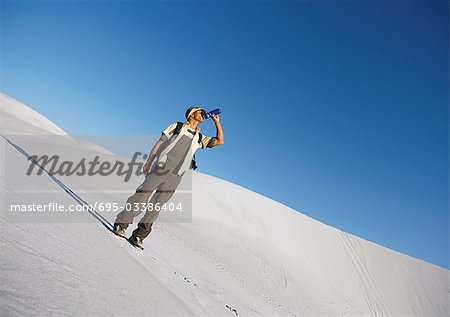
[211,114,224,146]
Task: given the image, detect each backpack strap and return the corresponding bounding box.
[173,121,184,136]
[191,133,202,170]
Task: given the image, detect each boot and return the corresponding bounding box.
[112,223,127,239]
[128,234,144,250]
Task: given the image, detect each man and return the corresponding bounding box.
[113,106,224,249]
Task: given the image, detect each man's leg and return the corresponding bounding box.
[132,173,182,241]
[114,171,169,230]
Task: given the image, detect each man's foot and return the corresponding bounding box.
[112,223,126,238]
[128,235,144,250]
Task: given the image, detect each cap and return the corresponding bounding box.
[185,106,206,119]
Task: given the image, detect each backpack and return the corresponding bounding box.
[173,121,202,170]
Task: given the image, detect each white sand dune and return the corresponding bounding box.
[1,92,448,316]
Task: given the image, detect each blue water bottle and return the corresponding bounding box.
[203,108,222,119]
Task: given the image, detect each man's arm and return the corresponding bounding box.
[143,122,177,173]
[143,139,165,174]
[211,114,224,146]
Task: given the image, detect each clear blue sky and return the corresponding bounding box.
[1,0,448,269]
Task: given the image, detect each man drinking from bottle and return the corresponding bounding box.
[112,106,224,249]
